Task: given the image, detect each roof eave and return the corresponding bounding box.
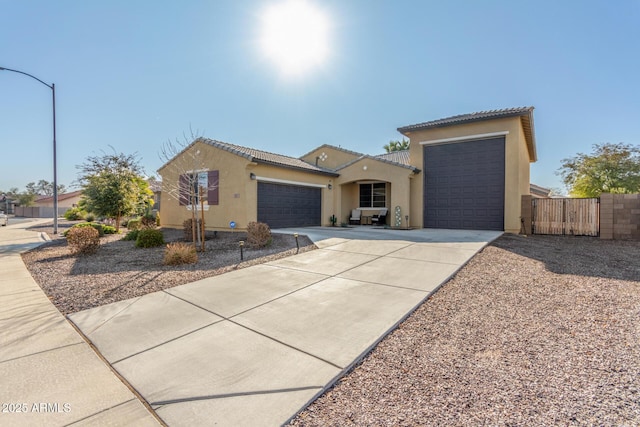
[253,158,340,177]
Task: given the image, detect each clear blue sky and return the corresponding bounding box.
[1,0,639,194]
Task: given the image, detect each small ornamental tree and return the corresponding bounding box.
[77,149,154,232]
[158,130,219,251]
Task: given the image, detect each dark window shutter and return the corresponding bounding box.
[208,170,219,205]
[179,174,189,206]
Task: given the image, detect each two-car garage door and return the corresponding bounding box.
[257,182,321,229]
[423,137,505,231]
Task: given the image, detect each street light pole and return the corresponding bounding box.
[0,66,58,234]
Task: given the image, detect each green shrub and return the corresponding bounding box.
[246,221,272,247]
[85,213,95,222]
[163,242,198,265]
[102,225,117,234]
[122,229,140,241]
[63,222,104,237]
[67,226,100,255]
[127,218,142,230]
[64,207,86,221]
[135,228,164,248]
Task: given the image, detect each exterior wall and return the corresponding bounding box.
[159,141,334,230]
[34,194,82,208]
[335,158,415,228]
[300,146,360,170]
[600,193,640,240]
[15,206,68,218]
[404,117,533,232]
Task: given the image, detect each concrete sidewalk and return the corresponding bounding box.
[68,227,501,426]
[0,220,160,427]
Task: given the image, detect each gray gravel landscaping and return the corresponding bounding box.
[289,234,640,426]
[22,221,315,315]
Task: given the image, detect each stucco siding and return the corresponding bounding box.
[405,117,531,232]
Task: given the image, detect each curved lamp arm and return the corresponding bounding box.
[0,66,58,234]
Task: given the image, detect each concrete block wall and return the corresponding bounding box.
[599,193,640,240]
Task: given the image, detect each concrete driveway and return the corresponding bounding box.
[69,227,501,426]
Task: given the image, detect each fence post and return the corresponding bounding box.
[521,195,532,235]
[599,194,613,239]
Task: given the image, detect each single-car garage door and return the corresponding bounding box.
[257,182,321,229]
[424,137,505,230]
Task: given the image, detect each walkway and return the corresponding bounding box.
[0,220,160,426]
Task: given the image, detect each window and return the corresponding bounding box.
[359,182,386,208]
[179,170,219,206]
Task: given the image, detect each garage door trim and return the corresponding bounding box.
[253,175,327,188]
[419,131,509,146]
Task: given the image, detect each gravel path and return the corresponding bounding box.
[289,235,640,426]
[22,221,314,315]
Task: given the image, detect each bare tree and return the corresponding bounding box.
[158,128,218,251]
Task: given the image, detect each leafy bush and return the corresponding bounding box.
[67,226,100,255]
[163,242,198,265]
[101,225,117,234]
[85,213,95,222]
[64,207,86,221]
[183,218,204,241]
[63,222,105,237]
[127,218,142,230]
[122,229,140,241]
[246,221,272,247]
[135,228,164,248]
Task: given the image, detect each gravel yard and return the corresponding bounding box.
[290,234,640,426]
[22,221,315,315]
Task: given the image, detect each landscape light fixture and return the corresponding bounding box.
[239,240,244,261]
[0,66,58,234]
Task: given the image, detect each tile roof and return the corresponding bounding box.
[201,139,339,176]
[299,143,365,160]
[35,190,82,203]
[397,107,537,162]
[375,150,410,166]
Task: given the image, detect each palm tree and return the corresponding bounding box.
[383,138,410,153]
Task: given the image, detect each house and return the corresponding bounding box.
[34,190,83,209]
[530,183,552,198]
[16,190,83,218]
[158,107,537,233]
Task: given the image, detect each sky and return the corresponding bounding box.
[1,0,639,194]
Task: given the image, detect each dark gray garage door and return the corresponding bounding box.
[423,137,505,230]
[257,182,321,229]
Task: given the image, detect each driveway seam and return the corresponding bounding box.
[163,288,344,369]
[0,342,84,365]
[151,386,325,406]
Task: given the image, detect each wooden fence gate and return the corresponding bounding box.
[532,198,599,236]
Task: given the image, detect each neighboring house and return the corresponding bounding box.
[34,190,83,209]
[147,177,162,211]
[530,183,552,198]
[159,107,537,233]
[16,190,83,218]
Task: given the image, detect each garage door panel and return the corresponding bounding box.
[424,138,505,231]
[257,182,321,229]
